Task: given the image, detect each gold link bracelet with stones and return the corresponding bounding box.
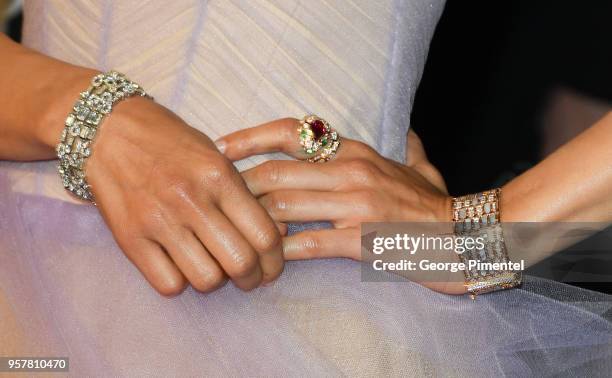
[452,189,522,297]
[56,71,150,203]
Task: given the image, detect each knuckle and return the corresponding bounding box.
[198,158,234,185]
[260,192,287,214]
[259,160,282,185]
[280,118,299,143]
[163,180,194,204]
[345,159,380,183]
[300,232,323,258]
[253,227,281,254]
[265,261,285,282]
[166,178,190,195]
[355,190,377,206]
[190,268,226,293]
[228,253,259,278]
[137,207,166,234]
[233,136,256,156]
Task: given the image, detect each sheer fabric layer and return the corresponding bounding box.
[0,0,610,376]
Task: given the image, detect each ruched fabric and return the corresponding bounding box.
[0,1,610,375]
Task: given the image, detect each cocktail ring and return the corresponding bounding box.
[298,115,341,163]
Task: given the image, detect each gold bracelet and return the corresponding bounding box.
[56,71,150,203]
[452,189,522,298]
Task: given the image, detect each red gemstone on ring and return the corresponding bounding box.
[310,119,327,140]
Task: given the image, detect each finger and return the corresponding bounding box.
[283,228,361,260]
[157,227,227,293]
[216,117,381,163]
[406,129,429,167]
[412,163,448,194]
[243,160,339,196]
[259,190,375,225]
[216,118,305,160]
[123,238,187,297]
[276,222,288,236]
[405,130,447,193]
[243,159,387,196]
[218,184,285,284]
[189,207,263,291]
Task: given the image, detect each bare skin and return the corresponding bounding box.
[2,31,611,297]
[0,33,284,296]
[217,114,612,293]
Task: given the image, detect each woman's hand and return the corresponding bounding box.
[81,98,284,296]
[0,35,284,297]
[216,118,465,294]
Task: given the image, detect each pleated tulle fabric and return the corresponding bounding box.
[0,0,610,376]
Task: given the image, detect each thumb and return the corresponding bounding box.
[406,129,429,166]
[406,130,448,194]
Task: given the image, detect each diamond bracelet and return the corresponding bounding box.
[56,71,149,202]
[452,189,522,297]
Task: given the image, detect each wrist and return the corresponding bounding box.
[55,71,151,201]
[499,176,542,222]
[434,194,453,223]
[33,67,100,152]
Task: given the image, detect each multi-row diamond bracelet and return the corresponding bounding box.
[452,189,522,297]
[56,71,149,203]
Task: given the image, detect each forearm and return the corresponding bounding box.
[502,112,612,222]
[0,33,98,160]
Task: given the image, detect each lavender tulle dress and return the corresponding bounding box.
[1,1,611,376]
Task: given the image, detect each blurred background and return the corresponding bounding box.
[409,0,612,294]
[2,1,610,293]
[412,0,612,195]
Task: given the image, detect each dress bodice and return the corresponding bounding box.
[2,2,611,376]
[23,0,445,170]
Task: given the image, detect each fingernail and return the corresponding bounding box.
[262,280,276,288]
[215,140,226,154]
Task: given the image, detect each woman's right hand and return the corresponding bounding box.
[0,36,283,296]
[82,96,284,296]
[0,34,284,296]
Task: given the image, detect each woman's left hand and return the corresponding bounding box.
[216,118,452,262]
